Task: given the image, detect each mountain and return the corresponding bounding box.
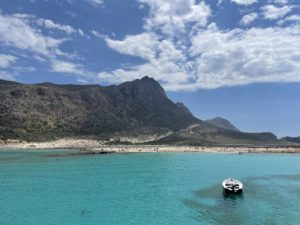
[149,123,277,146]
[205,117,240,132]
[281,136,300,144]
[0,76,278,145]
[0,76,199,141]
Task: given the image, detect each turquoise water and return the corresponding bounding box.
[1,151,300,225]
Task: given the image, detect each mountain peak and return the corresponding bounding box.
[117,76,166,100]
[205,117,240,132]
[138,76,159,85]
[141,75,152,81]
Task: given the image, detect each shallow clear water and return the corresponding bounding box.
[1,151,300,225]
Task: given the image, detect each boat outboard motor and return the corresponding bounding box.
[232,184,238,191]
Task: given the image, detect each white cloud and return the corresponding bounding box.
[106,33,160,61]
[36,18,89,38]
[240,13,258,25]
[101,0,212,86]
[84,0,104,7]
[96,1,208,88]
[0,54,16,68]
[51,60,93,78]
[139,0,211,36]
[282,14,300,23]
[78,29,84,37]
[67,0,104,7]
[0,12,94,82]
[37,19,76,35]
[101,31,190,85]
[2,1,299,91]
[0,71,17,81]
[0,13,65,57]
[270,0,289,5]
[51,60,77,73]
[277,14,300,25]
[231,0,257,5]
[262,5,293,20]
[188,25,300,89]
[91,30,106,39]
[99,0,300,91]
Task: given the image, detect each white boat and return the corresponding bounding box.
[222,178,243,194]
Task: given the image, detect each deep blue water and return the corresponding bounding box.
[1,151,300,225]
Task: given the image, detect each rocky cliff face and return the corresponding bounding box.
[0,76,199,140]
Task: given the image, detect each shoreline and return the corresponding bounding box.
[0,139,300,153]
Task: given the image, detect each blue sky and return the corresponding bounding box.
[0,0,299,137]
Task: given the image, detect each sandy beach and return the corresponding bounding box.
[0,139,300,153]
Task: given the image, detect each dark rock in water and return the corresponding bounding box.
[44,149,115,158]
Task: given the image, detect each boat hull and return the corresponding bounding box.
[223,187,243,194]
[222,178,243,194]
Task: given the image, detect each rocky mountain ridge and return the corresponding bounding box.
[0,76,199,141]
[0,76,280,145]
[281,136,300,144]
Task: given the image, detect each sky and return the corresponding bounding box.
[0,0,299,137]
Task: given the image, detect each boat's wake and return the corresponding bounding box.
[183,174,300,225]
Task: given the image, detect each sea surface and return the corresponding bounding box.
[1,150,300,225]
